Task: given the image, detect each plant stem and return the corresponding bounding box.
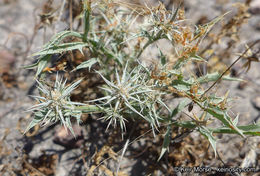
[75,104,103,113]
[136,30,163,59]
[201,39,260,98]
[83,0,91,42]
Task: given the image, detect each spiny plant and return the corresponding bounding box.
[25,0,260,160]
[25,74,84,136]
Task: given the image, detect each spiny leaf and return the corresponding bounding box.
[65,117,75,138]
[23,62,39,69]
[172,120,197,129]
[207,94,229,104]
[36,54,52,77]
[198,126,217,157]
[193,11,230,41]
[62,79,83,98]
[233,114,239,126]
[197,72,243,84]
[170,99,190,119]
[159,48,166,66]
[206,106,245,137]
[210,124,260,136]
[33,42,89,56]
[171,79,192,91]
[169,2,181,22]
[73,58,99,71]
[24,114,43,134]
[170,120,260,137]
[190,54,207,62]
[158,124,172,161]
[43,31,82,49]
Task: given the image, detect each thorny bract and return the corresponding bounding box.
[25,74,83,137]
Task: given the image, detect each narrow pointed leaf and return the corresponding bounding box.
[197,72,243,84]
[198,126,217,157]
[36,55,52,77]
[73,58,98,71]
[158,124,172,161]
[34,42,89,56]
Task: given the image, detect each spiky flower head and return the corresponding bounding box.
[25,74,84,137]
[89,63,165,133]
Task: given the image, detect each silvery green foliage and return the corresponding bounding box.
[89,63,167,134]
[24,1,260,161]
[25,74,84,136]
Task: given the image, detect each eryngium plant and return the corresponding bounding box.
[24,0,260,160]
[26,74,83,137]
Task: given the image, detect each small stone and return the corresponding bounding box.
[53,125,84,149]
[252,96,260,110]
[0,49,15,74]
[249,0,260,15]
[237,81,248,90]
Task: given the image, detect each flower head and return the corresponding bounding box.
[89,63,164,133]
[25,74,84,137]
